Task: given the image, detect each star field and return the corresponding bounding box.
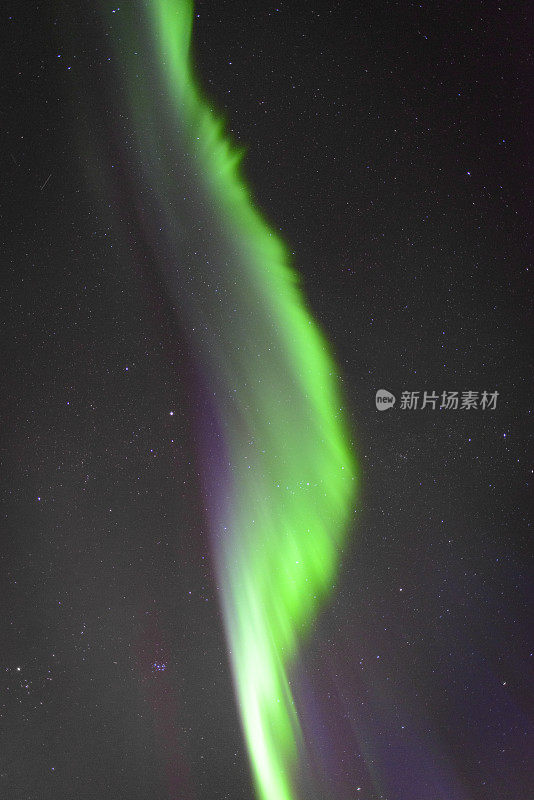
[1,2,532,799]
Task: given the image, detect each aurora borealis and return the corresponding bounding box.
[106,2,357,797]
[3,1,532,799]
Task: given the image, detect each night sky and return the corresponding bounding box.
[2,2,532,800]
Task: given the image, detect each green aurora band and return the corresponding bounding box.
[105,1,358,797]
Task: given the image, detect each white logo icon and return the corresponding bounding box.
[376,389,396,411]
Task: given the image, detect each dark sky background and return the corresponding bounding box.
[2,2,532,799]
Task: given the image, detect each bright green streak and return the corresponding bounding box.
[116,2,357,797]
